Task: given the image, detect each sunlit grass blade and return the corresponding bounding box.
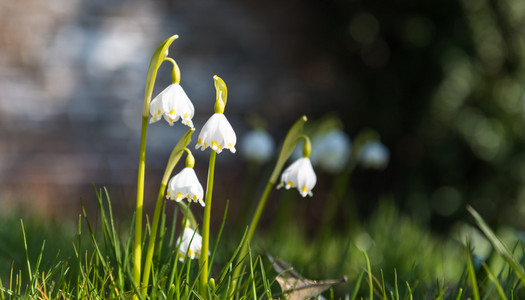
[465,241,480,300]
[20,220,34,295]
[380,269,387,300]
[405,281,412,300]
[481,262,507,300]
[363,250,373,300]
[394,268,399,300]
[455,288,463,300]
[467,205,525,286]
[258,257,271,300]
[350,269,364,300]
[248,246,257,300]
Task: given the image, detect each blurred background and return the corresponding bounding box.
[1,0,525,237]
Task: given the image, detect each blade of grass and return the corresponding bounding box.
[481,262,507,300]
[363,250,373,300]
[258,257,271,300]
[466,241,480,300]
[248,246,257,300]
[20,220,34,295]
[394,269,399,300]
[455,288,463,300]
[380,270,387,300]
[467,205,525,286]
[350,269,364,300]
[405,282,413,300]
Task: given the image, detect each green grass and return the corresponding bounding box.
[1,189,525,299]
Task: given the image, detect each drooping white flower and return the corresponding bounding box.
[176,227,203,261]
[311,129,351,173]
[359,141,389,170]
[277,157,317,197]
[167,167,204,206]
[195,113,237,154]
[240,130,275,163]
[149,83,194,128]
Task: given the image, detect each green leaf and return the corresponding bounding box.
[467,205,525,287]
[270,116,308,183]
[481,262,507,300]
[142,35,179,117]
[465,241,480,300]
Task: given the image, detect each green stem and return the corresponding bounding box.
[142,135,195,297]
[133,116,149,293]
[200,150,217,296]
[229,116,307,298]
[230,180,275,296]
[132,35,178,296]
[141,182,167,298]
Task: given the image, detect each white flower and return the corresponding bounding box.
[240,130,275,163]
[176,228,203,261]
[166,167,204,206]
[195,113,237,154]
[311,129,351,173]
[149,83,194,128]
[359,141,389,170]
[277,157,317,197]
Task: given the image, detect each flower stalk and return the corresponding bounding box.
[133,34,179,295]
[141,129,194,297]
[230,116,308,295]
[200,150,216,294]
[197,75,235,296]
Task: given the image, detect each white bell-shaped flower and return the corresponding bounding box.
[166,167,204,206]
[195,113,237,154]
[277,157,317,197]
[176,227,203,261]
[240,130,275,163]
[149,83,194,128]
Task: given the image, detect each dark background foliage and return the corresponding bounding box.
[0,0,524,234]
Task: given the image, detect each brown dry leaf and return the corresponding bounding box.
[276,275,347,300]
[267,252,347,300]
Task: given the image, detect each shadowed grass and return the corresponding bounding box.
[2,194,525,299]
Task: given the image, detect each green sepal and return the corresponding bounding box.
[213,75,227,113]
[164,57,181,85]
[142,35,179,117]
[269,115,308,183]
[301,135,312,158]
[185,148,196,169]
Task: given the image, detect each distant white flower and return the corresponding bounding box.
[176,228,203,261]
[240,130,275,163]
[311,129,351,173]
[167,167,204,206]
[360,141,389,169]
[277,157,317,197]
[195,113,237,154]
[149,83,194,128]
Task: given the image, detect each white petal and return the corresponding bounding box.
[167,168,204,204]
[149,97,164,123]
[196,113,236,154]
[277,157,316,197]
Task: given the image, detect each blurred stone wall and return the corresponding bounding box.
[0,0,335,218]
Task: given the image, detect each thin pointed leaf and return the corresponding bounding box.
[482,262,508,300]
[467,205,525,286]
[270,116,308,183]
[142,35,179,116]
